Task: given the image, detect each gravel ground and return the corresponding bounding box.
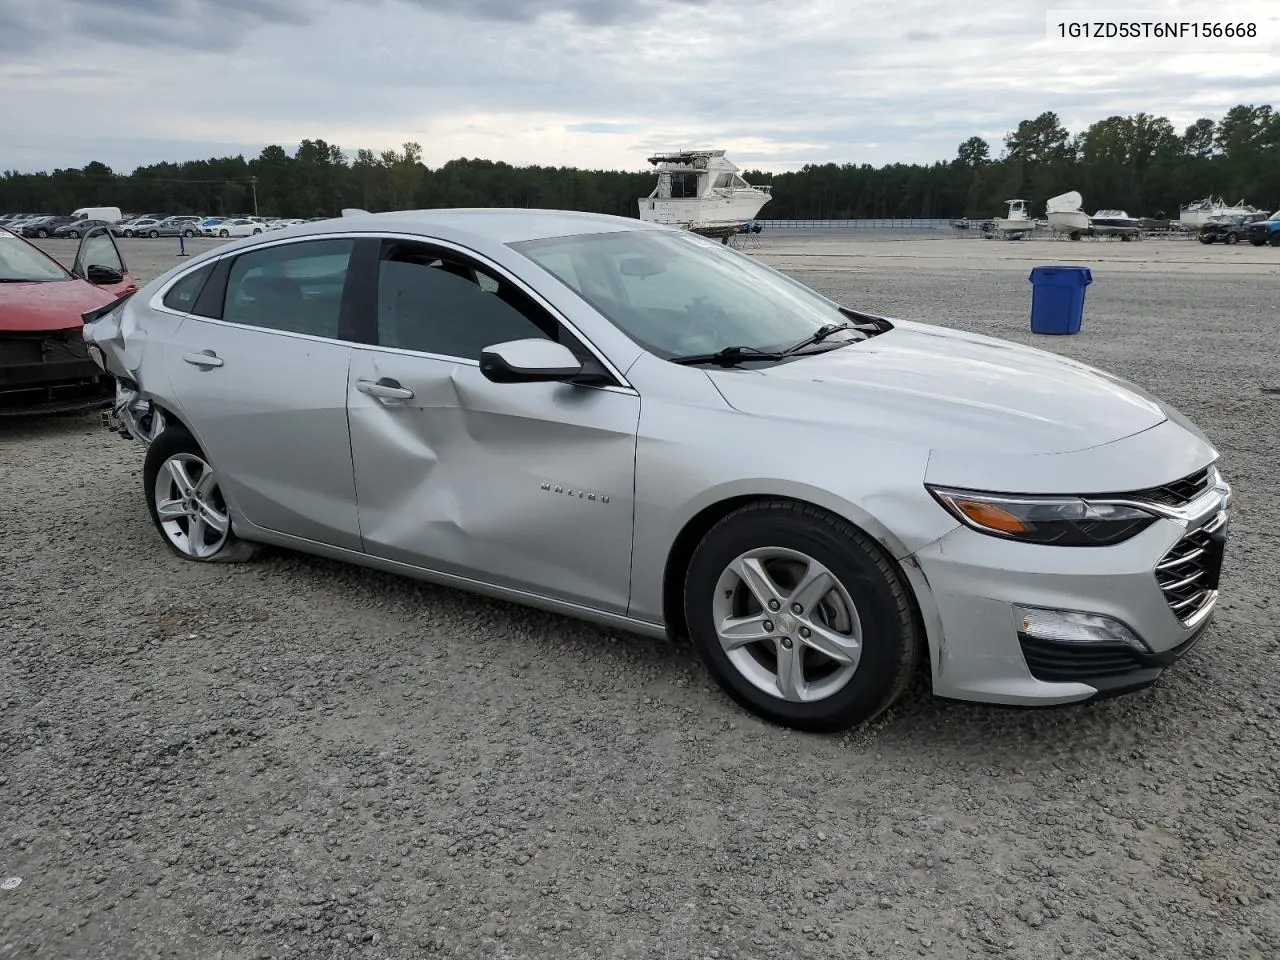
[2,234,1279,959]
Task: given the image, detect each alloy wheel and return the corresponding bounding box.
[711,546,862,703]
[153,452,231,559]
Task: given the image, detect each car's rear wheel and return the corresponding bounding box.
[219,229,230,237]
[183,229,196,237]
[148,229,159,238]
[1270,234,1280,247]
[36,228,49,238]
[683,501,920,732]
[123,230,134,238]
[252,228,262,234]
[1251,238,1266,246]
[144,427,259,563]
[1225,233,1239,245]
[67,230,79,238]
[1199,236,1212,244]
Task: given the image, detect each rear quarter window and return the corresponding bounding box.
[161,265,213,312]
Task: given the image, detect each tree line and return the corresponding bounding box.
[2,105,1276,222]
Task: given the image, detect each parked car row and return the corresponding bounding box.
[1197,210,1273,244]
[0,212,333,241]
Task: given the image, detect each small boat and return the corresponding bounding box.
[638,150,772,237]
[1046,191,1091,239]
[1090,209,1143,239]
[992,199,1035,238]
[1178,197,1260,227]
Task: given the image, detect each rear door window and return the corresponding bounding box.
[221,239,354,339]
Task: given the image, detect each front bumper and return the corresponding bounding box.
[0,333,114,416]
[915,480,1231,706]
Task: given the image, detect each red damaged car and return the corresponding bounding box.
[0,226,137,415]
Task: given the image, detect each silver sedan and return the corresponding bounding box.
[83,210,1232,731]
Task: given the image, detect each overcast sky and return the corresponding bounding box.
[1,0,1276,174]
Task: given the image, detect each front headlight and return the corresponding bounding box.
[927,487,1158,546]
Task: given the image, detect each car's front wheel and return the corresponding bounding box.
[123,230,134,238]
[219,229,230,237]
[183,229,196,237]
[144,427,259,563]
[684,501,921,732]
[1225,233,1239,245]
[36,228,49,238]
[67,230,79,238]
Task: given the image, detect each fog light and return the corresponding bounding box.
[1013,605,1146,650]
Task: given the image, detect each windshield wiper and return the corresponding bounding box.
[668,345,785,366]
[779,322,858,356]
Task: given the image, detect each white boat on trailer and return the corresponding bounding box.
[1046,191,1091,239]
[990,199,1035,238]
[1090,209,1143,239]
[638,150,772,238]
[1179,196,1260,227]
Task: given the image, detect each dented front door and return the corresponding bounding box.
[346,346,641,613]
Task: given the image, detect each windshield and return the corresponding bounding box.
[0,230,70,282]
[1270,211,1280,221]
[511,229,856,359]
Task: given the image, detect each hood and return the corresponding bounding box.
[707,320,1167,456]
[0,280,116,333]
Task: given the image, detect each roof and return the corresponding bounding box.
[285,208,664,245]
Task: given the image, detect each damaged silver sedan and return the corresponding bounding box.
[84,209,1231,731]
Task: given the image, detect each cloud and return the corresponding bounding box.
[0,0,1275,174]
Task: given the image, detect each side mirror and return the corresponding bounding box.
[86,264,125,285]
[480,339,585,384]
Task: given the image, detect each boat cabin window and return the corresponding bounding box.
[669,172,700,199]
[712,173,733,189]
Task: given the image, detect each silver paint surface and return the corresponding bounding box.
[84,209,1226,708]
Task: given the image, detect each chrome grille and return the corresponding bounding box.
[1127,466,1214,507]
[1156,512,1227,624]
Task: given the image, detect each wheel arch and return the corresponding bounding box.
[659,493,939,674]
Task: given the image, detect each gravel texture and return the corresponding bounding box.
[2,234,1279,959]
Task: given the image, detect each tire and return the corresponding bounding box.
[1270,234,1280,247]
[1224,233,1238,245]
[36,228,49,238]
[143,426,259,564]
[1199,236,1213,244]
[252,228,262,235]
[683,501,921,732]
[219,229,230,237]
[1251,239,1266,246]
[123,230,134,238]
[183,229,196,238]
[148,229,159,238]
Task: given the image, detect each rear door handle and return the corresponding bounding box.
[183,350,223,368]
[356,377,414,400]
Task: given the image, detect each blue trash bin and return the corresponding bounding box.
[1028,266,1092,335]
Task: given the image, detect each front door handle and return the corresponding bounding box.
[183,350,223,368]
[356,377,414,400]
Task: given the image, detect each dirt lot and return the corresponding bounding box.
[2,233,1279,959]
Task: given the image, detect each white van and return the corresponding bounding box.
[71,206,123,223]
